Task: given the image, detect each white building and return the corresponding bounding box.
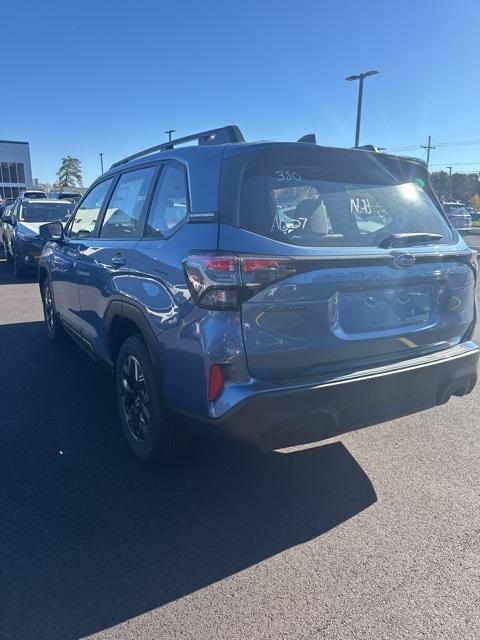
[0,140,33,201]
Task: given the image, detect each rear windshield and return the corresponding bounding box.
[444,204,467,213]
[59,193,81,200]
[23,192,47,199]
[20,202,74,222]
[236,149,452,247]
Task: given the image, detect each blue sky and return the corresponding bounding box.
[2,0,479,185]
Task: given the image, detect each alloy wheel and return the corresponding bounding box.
[43,284,55,334]
[120,355,150,441]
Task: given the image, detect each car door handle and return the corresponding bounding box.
[111,253,126,268]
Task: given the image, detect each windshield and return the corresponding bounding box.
[20,202,74,222]
[238,150,453,247]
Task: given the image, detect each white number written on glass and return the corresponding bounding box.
[275,170,302,182]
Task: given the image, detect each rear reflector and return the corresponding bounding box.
[208,364,224,402]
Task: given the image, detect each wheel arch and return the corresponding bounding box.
[38,265,49,291]
[106,301,163,371]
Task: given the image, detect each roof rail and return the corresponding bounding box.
[110,125,245,168]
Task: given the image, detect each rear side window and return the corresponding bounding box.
[100,167,155,238]
[69,179,114,239]
[145,164,188,237]
[235,150,452,247]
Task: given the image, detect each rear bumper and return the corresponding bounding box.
[190,342,479,449]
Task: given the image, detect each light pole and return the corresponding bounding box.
[446,166,452,199]
[164,129,175,143]
[99,153,104,174]
[345,70,379,148]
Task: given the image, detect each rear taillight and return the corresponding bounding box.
[183,254,240,310]
[241,257,295,290]
[183,254,297,310]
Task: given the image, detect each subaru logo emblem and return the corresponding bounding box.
[393,253,416,269]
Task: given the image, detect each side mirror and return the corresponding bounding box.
[2,215,14,225]
[39,221,64,242]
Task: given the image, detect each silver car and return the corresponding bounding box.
[442,202,472,232]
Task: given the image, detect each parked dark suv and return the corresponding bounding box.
[38,126,479,461]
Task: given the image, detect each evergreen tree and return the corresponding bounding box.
[56,156,83,191]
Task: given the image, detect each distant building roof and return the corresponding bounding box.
[0,140,29,145]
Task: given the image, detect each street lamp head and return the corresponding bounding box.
[345,69,380,148]
[346,70,380,81]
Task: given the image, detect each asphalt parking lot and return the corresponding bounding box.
[0,250,479,640]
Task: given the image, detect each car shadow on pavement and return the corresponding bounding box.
[0,256,38,285]
[0,320,377,640]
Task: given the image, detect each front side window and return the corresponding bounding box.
[69,179,114,239]
[145,164,188,237]
[100,167,155,238]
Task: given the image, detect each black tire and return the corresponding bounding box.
[115,334,191,461]
[13,250,27,278]
[41,278,65,342]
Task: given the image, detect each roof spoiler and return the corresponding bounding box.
[355,145,428,169]
[110,125,245,168]
[297,133,317,144]
[356,144,383,152]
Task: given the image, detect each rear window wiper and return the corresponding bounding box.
[378,233,443,249]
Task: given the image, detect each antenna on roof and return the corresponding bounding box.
[111,125,245,169]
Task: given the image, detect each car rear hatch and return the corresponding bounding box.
[218,144,477,380]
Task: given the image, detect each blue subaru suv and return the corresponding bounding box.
[38,126,479,461]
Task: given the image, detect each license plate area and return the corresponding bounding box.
[333,284,437,335]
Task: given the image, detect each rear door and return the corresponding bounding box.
[220,146,476,380]
[127,161,217,333]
